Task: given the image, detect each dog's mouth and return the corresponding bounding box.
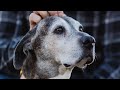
[76,46,95,69]
[76,56,94,69]
[63,56,94,69]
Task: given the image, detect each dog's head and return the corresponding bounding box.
[13,16,95,79]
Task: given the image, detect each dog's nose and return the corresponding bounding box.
[81,36,95,49]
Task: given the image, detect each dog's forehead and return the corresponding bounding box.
[61,16,82,27]
[37,16,82,31]
[37,16,56,30]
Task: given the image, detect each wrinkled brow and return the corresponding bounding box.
[43,17,57,29]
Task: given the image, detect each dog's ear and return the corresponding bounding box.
[13,26,37,70]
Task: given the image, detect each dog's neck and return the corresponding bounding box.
[21,65,74,79]
[50,65,74,79]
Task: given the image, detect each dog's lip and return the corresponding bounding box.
[63,56,94,69]
[63,64,71,67]
[63,56,94,68]
[63,64,75,68]
[76,56,93,69]
[85,56,94,65]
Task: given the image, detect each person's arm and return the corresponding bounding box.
[29,11,65,30]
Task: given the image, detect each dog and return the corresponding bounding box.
[13,16,96,79]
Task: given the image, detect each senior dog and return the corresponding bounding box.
[13,16,96,79]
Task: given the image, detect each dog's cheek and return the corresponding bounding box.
[22,50,37,79]
[32,35,42,50]
[35,60,60,79]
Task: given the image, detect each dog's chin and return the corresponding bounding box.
[49,65,74,79]
[51,56,94,79]
[76,56,93,69]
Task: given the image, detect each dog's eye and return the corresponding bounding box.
[54,26,65,34]
[79,26,83,32]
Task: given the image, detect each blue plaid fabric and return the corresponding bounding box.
[65,11,120,79]
[0,11,120,79]
[0,11,31,76]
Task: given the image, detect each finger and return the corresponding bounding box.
[48,11,66,16]
[57,11,66,16]
[29,12,42,30]
[33,11,49,19]
[48,11,58,16]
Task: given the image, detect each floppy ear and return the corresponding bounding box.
[13,26,37,70]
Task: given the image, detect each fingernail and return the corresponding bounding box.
[57,11,66,16]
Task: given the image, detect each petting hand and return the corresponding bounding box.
[29,11,65,30]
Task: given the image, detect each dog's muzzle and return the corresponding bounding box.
[64,35,96,68]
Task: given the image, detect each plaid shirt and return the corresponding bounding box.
[0,11,31,76]
[0,11,120,79]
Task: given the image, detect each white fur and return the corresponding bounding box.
[50,65,74,79]
[42,17,83,66]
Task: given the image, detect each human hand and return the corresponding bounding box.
[29,11,65,30]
